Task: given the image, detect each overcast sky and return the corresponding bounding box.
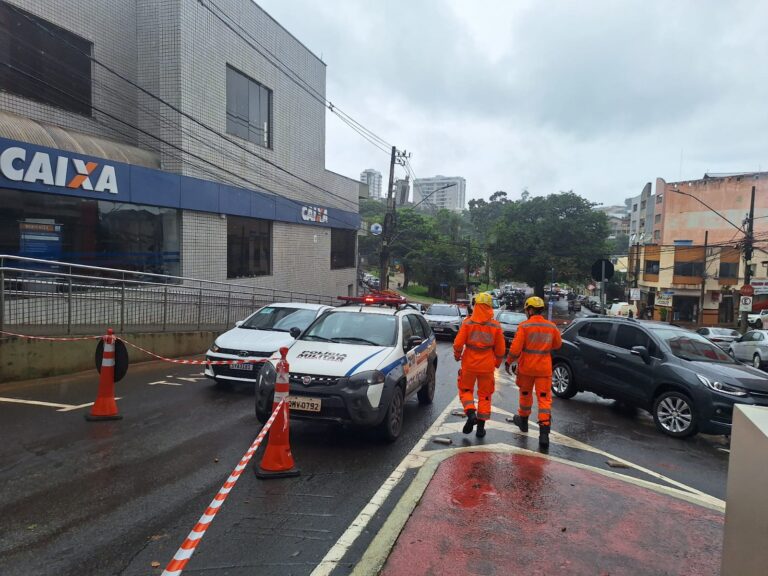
[258,0,768,207]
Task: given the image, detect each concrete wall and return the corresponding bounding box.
[0,331,219,383]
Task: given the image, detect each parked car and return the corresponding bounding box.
[728,330,768,369]
[551,317,768,438]
[696,327,741,350]
[568,299,582,313]
[205,303,332,387]
[747,308,768,329]
[495,310,527,343]
[608,302,638,318]
[423,303,464,339]
[254,297,438,441]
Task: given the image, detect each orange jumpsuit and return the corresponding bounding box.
[453,304,506,421]
[506,314,562,426]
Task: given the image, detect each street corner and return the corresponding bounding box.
[361,448,724,576]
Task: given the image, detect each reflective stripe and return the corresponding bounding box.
[539,408,551,414]
[527,332,553,345]
[524,322,554,328]
[519,402,533,409]
[477,412,491,419]
[466,344,492,351]
[523,348,551,355]
[462,400,475,408]
[102,358,115,367]
[519,409,532,415]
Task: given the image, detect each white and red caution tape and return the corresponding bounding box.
[161,398,285,576]
[0,330,102,341]
[118,338,270,366]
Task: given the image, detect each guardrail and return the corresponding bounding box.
[0,255,334,335]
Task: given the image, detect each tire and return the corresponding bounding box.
[551,362,578,399]
[379,384,405,442]
[753,354,763,369]
[652,391,698,438]
[417,362,436,405]
[255,391,274,425]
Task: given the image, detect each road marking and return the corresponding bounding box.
[0,396,120,412]
[310,397,461,576]
[149,381,182,386]
[175,377,205,383]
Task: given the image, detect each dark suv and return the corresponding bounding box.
[552,317,768,438]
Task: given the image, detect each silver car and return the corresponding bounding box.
[696,327,741,350]
[728,330,768,369]
[423,303,463,339]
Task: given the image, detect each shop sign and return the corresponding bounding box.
[750,280,768,295]
[301,205,328,223]
[655,295,673,307]
[0,146,119,194]
[630,288,640,301]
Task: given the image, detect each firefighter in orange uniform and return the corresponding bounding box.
[453,292,506,437]
[505,296,562,448]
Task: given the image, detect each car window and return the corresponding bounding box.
[614,325,659,357]
[272,308,320,331]
[426,304,460,316]
[497,312,526,324]
[756,332,765,342]
[407,314,426,338]
[401,315,414,343]
[648,327,734,363]
[416,315,433,337]
[742,331,755,342]
[696,328,708,335]
[301,312,398,347]
[579,322,612,343]
[242,306,315,331]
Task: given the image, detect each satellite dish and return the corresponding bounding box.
[370,223,383,236]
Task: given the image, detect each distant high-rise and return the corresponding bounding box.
[413,176,466,211]
[360,169,383,199]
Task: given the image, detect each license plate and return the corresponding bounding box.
[288,396,322,412]
[231,363,254,371]
[434,327,445,332]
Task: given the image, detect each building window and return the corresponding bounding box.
[656,194,663,204]
[331,228,356,269]
[226,65,272,148]
[0,2,92,115]
[641,200,647,210]
[632,204,638,212]
[673,261,704,277]
[644,260,660,275]
[719,262,739,279]
[654,214,661,224]
[227,216,271,278]
[654,230,661,240]
[639,219,645,228]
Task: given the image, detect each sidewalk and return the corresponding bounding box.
[359,446,724,576]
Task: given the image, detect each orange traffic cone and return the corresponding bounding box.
[85,328,122,421]
[255,346,299,479]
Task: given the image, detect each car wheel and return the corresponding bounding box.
[417,362,436,405]
[753,354,763,369]
[653,391,697,438]
[551,363,577,399]
[255,392,273,425]
[379,384,405,442]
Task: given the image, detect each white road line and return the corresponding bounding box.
[175,377,205,383]
[149,381,182,386]
[0,396,120,412]
[57,401,95,412]
[310,397,461,576]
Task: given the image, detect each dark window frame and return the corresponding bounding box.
[0,1,93,116]
[673,261,704,277]
[644,260,660,274]
[225,65,273,149]
[719,261,739,279]
[226,215,272,279]
[331,228,356,270]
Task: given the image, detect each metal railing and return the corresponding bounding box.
[0,255,335,335]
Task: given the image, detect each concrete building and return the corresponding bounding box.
[0,0,360,299]
[596,204,630,239]
[626,183,657,246]
[413,176,466,212]
[360,168,382,199]
[628,172,768,323]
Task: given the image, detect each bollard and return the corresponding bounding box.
[255,346,299,479]
[85,328,122,421]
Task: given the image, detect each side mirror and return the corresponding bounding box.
[405,335,424,351]
[630,345,651,364]
[289,327,302,339]
[235,320,244,327]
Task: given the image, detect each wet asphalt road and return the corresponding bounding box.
[0,312,730,576]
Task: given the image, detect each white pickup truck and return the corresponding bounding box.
[747,308,768,328]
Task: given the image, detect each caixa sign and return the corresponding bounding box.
[0,145,119,194]
[301,205,328,223]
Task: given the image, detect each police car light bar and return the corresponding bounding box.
[338,291,407,306]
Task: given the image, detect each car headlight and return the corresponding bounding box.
[697,374,748,397]
[210,342,221,352]
[349,370,386,389]
[259,362,277,387]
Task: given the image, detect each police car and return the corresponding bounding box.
[255,294,438,441]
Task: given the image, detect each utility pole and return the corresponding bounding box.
[741,185,756,329]
[699,230,708,325]
[379,146,398,290]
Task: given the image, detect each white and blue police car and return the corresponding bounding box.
[255,294,438,441]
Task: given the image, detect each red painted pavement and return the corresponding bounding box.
[380,452,723,576]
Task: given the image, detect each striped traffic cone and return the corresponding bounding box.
[255,347,299,479]
[85,328,122,421]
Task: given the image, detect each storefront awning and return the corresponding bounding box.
[0,110,159,169]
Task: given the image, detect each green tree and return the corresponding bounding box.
[491,192,609,295]
[607,233,630,256]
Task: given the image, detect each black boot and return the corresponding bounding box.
[539,424,550,448]
[475,420,486,438]
[463,409,477,434]
[512,415,528,433]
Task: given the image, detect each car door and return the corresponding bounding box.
[571,321,615,394]
[604,324,657,405]
[734,331,754,361]
[406,314,429,388]
[401,315,421,395]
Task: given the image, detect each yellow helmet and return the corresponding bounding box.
[474,292,493,307]
[525,296,545,309]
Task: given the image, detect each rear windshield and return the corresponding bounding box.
[497,312,526,324]
[426,305,460,316]
[709,328,740,336]
[301,311,398,347]
[649,327,734,363]
[242,307,318,331]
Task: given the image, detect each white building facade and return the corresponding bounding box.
[413,176,466,211]
[359,168,383,199]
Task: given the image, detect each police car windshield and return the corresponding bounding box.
[241,307,317,332]
[426,305,460,316]
[649,327,734,363]
[301,312,398,347]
